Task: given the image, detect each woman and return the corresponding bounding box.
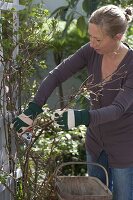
[12,5,133,200]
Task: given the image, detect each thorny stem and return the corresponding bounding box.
[60,63,126,110]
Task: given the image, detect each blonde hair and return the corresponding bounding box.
[89,5,133,37]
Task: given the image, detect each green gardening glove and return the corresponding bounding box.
[11,102,43,136]
[53,109,90,130]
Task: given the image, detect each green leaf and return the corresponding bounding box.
[49,6,68,18]
[82,0,90,14]
[77,16,87,37]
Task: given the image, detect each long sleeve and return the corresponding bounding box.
[33,43,91,107]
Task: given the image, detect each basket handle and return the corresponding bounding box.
[54,161,109,187]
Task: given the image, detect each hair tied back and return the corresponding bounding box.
[124,7,133,22]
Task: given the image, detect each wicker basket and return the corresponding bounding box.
[55,162,112,200]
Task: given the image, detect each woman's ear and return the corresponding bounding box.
[114,33,123,41]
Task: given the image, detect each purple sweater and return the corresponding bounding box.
[34,43,133,167]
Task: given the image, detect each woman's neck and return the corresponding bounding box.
[105,42,129,59]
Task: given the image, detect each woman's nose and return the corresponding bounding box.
[90,38,97,48]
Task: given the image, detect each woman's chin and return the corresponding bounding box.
[95,49,103,54]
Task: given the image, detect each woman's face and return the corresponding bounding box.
[88,23,118,55]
